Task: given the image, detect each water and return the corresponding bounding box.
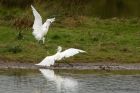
[0,69,140,93]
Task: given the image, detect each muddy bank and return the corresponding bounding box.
[1,60,140,70]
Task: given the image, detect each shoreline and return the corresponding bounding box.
[1,60,140,70]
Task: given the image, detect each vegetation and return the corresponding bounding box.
[0,0,140,63]
[0,18,140,63]
[1,0,140,18]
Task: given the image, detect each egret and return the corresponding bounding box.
[35,46,86,66]
[31,5,55,44]
[39,69,78,92]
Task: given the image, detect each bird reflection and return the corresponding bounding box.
[39,69,78,93]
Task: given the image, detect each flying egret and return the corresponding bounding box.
[31,5,55,44]
[39,69,78,92]
[35,46,86,67]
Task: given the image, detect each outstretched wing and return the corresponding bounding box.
[35,56,55,66]
[31,5,42,30]
[60,48,86,59]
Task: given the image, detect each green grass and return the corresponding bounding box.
[0,18,140,63]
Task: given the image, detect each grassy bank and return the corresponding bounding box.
[0,18,140,63]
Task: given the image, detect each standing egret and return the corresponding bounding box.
[31,5,55,44]
[35,46,86,66]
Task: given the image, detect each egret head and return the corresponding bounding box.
[47,17,55,23]
[57,46,62,52]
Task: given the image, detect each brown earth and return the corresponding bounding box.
[1,60,140,70]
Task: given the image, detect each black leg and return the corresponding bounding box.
[65,61,73,67]
[38,40,44,45]
[53,63,59,67]
[58,63,60,67]
[38,40,41,44]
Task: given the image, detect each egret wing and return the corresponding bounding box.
[35,56,55,66]
[60,48,86,59]
[31,5,42,30]
[42,17,55,28]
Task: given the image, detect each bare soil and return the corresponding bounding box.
[1,60,140,70]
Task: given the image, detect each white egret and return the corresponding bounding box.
[31,5,55,44]
[35,46,86,66]
[39,69,78,92]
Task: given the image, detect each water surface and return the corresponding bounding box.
[0,69,140,93]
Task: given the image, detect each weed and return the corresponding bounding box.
[7,45,22,54]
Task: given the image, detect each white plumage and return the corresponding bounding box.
[31,5,55,44]
[39,69,78,92]
[35,46,86,66]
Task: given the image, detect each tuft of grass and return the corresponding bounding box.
[7,45,22,54]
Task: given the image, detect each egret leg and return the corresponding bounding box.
[38,40,44,45]
[64,61,73,67]
[57,63,60,67]
[38,40,41,44]
[42,37,45,44]
[54,63,59,67]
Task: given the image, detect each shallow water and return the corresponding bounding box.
[0,69,140,93]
